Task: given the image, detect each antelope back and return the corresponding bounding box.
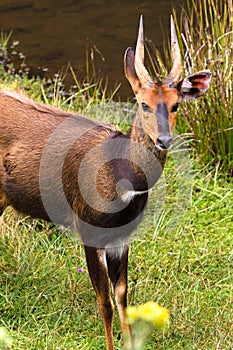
[0,91,118,224]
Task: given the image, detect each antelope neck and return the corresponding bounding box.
[129,110,168,168]
[114,110,167,198]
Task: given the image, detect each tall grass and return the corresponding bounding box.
[149,0,233,174]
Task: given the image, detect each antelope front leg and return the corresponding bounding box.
[106,245,133,349]
[84,246,115,350]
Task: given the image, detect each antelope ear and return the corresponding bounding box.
[177,70,212,100]
[124,47,141,93]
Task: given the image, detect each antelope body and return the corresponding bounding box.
[0,16,211,349]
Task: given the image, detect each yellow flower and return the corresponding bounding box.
[126,301,170,330]
[138,302,170,329]
[0,327,13,349]
[126,305,140,324]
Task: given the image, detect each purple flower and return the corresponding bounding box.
[77,268,83,273]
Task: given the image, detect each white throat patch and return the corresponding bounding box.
[120,189,149,203]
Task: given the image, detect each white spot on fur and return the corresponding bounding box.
[105,239,129,260]
[121,189,149,203]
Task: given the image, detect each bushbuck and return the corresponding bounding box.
[0,15,211,350]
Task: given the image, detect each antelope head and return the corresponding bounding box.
[124,15,212,150]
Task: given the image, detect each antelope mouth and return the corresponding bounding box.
[155,135,173,151]
[155,143,173,151]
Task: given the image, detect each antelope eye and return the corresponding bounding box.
[171,102,179,113]
[141,102,151,112]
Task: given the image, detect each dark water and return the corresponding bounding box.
[0,0,185,98]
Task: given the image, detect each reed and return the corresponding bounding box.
[149,0,233,175]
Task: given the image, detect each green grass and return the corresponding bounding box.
[133,166,233,349]
[0,160,232,349]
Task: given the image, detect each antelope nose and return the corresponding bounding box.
[157,134,173,150]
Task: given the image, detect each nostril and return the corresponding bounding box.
[156,135,173,150]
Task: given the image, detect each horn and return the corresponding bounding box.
[164,15,182,86]
[135,15,154,87]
